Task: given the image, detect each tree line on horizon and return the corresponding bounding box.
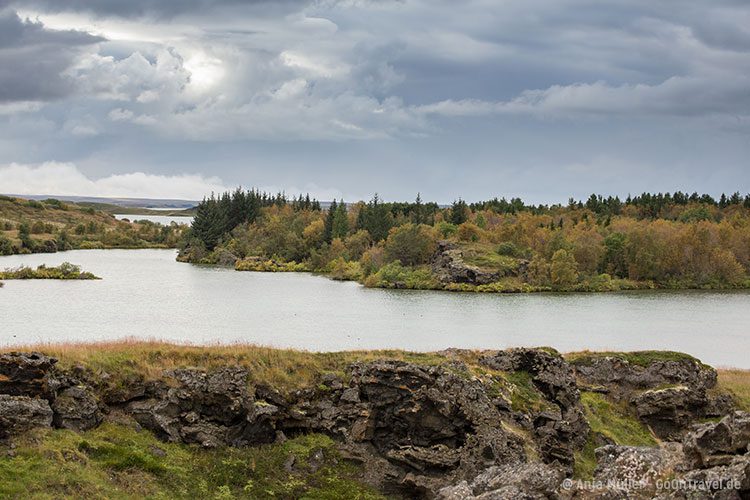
[188,188,750,251]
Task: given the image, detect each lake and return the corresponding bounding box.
[0,249,748,367]
[114,214,193,225]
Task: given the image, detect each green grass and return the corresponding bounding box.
[566,350,706,368]
[0,424,382,499]
[458,242,519,273]
[574,391,658,479]
[502,371,555,413]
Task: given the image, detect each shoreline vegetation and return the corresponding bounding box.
[0,195,186,256]
[0,262,99,283]
[0,341,748,497]
[177,188,750,294]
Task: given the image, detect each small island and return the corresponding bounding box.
[0,262,99,282]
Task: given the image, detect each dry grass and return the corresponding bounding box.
[717,369,750,411]
[6,339,464,394]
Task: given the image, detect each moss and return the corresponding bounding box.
[573,436,599,479]
[0,424,382,499]
[580,392,656,447]
[573,392,658,479]
[503,371,555,413]
[567,350,706,368]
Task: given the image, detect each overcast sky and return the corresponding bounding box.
[0,0,748,203]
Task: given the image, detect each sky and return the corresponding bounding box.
[0,0,748,204]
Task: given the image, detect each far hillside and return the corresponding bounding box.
[0,196,185,255]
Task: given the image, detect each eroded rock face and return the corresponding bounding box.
[573,355,717,394]
[683,412,750,469]
[481,348,590,469]
[675,412,750,498]
[0,394,53,438]
[0,348,747,500]
[286,360,528,496]
[574,355,733,440]
[436,462,565,499]
[0,352,58,398]
[51,385,103,432]
[126,367,280,448]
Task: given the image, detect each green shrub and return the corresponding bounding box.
[384,223,437,266]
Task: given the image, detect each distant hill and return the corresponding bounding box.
[0,195,186,255]
[2,194,198,210]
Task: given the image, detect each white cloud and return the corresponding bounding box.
[0,162,228,199]
[415,75,750,120]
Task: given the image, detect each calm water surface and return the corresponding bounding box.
[114,214,193,225]
[0,249,748,367]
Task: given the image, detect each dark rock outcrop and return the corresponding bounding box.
[286,360,528,496]
[0,394,53,438]
[481,348,590,469]
[127,367,280,448]
[436,462,565,499]
[683,411,750,469]
[573,355,717,394]
[0,352,58,398]
[51,385,103,431]
[573,355,733,440]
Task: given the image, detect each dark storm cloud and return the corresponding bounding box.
[0,12,103,102]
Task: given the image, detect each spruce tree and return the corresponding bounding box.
[324,199,338,243]
[332,200,349,239]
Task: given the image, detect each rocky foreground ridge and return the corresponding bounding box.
[0,348,748,499]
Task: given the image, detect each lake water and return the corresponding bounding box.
[0,249,748,367]
[114,214,193,225]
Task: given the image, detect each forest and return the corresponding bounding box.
[178,189,750,292]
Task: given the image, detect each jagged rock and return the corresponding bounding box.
[51,385,103,431]
[0,352,57,398]
[436,462,565,499]
[631,386,708,441]
[594,444,683,486]
[683,412,750,469]
[0,394,53,438]
[574,355,734,441]
[126,366,279,447]
[681,455,750,497]
[573,355,718,395]
[431,241,502,285]
[386,445,462,472]
[481,348,590,468]
[287,360,528,497]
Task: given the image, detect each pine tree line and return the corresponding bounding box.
[191,188,321,250]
